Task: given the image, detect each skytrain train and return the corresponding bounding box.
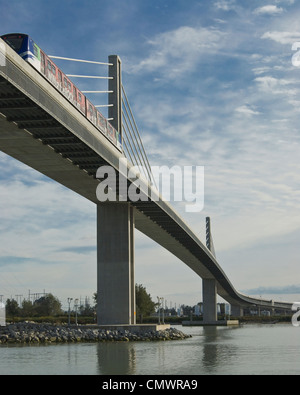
[1,33,122,152]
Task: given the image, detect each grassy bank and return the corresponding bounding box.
[5,314,292,325]
[238,315,292,324]
[5,316,96,325]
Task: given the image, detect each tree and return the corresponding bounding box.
[93,292,97,309]
[6,299,19,318]
[79,297,95,316]
[20,299,34,317]
[33,293,62,316]
[135,284,156,322]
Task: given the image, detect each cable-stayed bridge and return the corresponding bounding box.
[0,38,293,326]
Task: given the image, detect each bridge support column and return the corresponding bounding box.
[231,305,244,317]
[97,202,136,325]
[202,279,217,324]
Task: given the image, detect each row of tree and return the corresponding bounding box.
[6,294,64,317]
[5,284,157,320]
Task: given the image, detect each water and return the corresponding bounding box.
[0,324,300,375]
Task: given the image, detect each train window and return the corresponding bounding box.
[78,92,82,102]
[73,86,77,101]
[68,81,71,91]
[58,71,62,82]
[33,44,39,58]
[51,64,56,75]
[47,60,52,71]
[2,35,24,51]
[64,77,68,88]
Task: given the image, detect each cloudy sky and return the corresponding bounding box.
[1,0,300,310]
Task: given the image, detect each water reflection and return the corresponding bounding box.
[201,326,239,374]
[95,326,240,375]
[1,324,300,374]
[97,342,136,375]
[202,327,219,371]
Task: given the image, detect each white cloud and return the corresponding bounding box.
[261,31,300,45]
[252,66,271,75]
[235,105,260,116]
[0,154,97,305]
[131,26,224,78]
[275,0,294,4]
[254,75,297,95]
[214,0,236,11]
[254,5,284,15]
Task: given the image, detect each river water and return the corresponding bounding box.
[0,324,299,375]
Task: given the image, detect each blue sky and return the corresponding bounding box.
[1,0,300,309]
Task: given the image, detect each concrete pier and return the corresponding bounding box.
[231,305,244,317]
[182,320,239,327]
[96,324,171,333]
[97,203,136,325]
[202,279,217,324]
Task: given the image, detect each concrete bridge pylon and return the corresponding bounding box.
[203,217,218,324]
[97,202,136,325]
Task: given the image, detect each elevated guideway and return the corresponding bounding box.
[0,40,292,323]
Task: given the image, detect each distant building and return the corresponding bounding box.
[194,305,201,316]
[225,304,231,315]
[261,310,271,317]
[198,303,203,314]
[0,302,5,326]
[177,307,183,317]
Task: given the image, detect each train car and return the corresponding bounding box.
[96,107,122,151]
[1,33,42,71]
[96,110,108,138]
[107,122,117,147]
[86,98,97,127]
[1,33,87,117]
[42,54,86,116]
[1,33,122,152]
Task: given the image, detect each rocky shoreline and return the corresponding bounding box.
[0,322,191,344]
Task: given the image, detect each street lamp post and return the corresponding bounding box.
[74,298,79,326]
[67,298,73,326]
[161,297,165,325]
[157,296,161,324]
[157,297,165,325]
